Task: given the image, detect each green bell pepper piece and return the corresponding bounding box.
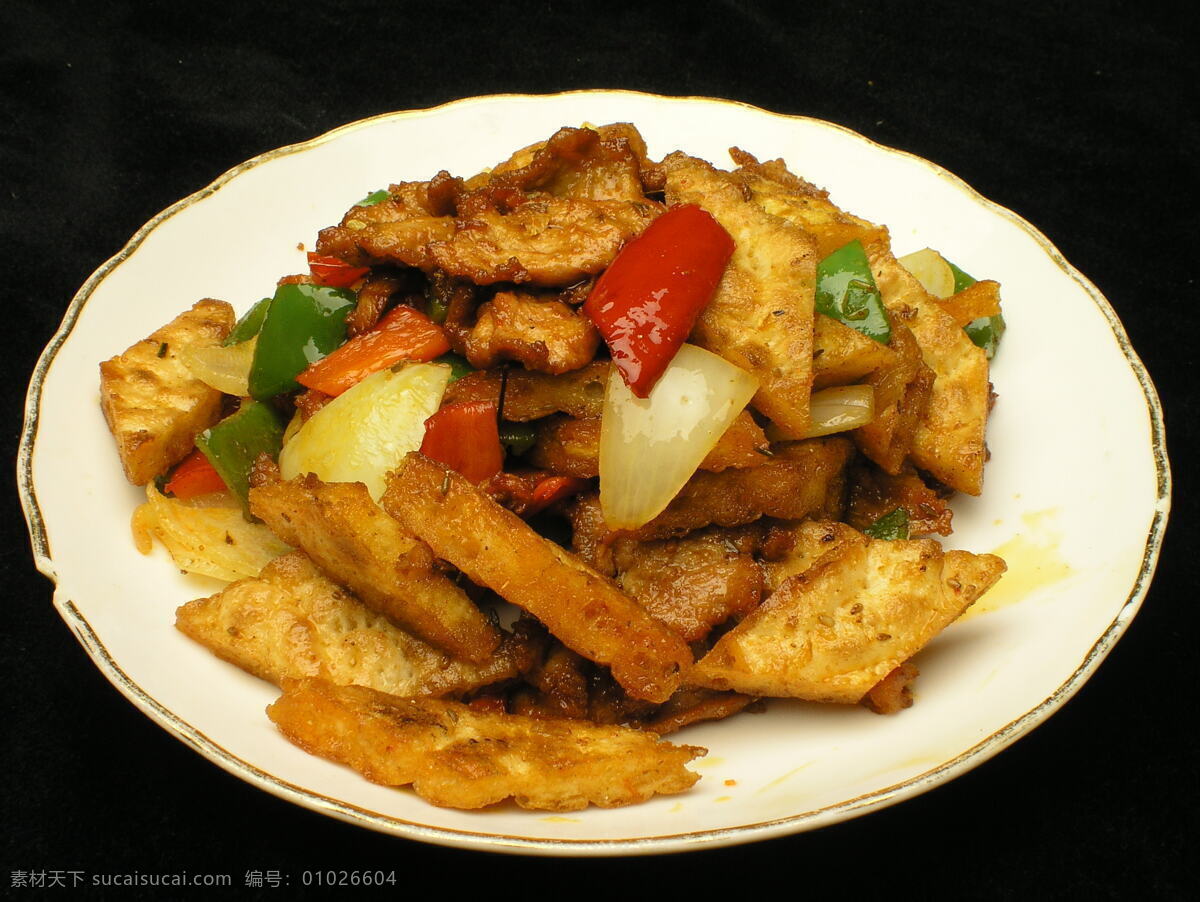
[816,240,892,344]
[248,283,356,400]
[223,296,272,346]
[945,258,1005,359]
[964,313,1006,359]
[433,352,473,383]
[863,507,910,540]
[195,401,285,511]
[356,189,390,207]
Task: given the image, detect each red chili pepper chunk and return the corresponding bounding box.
[296,305,451,396]
[163,449,228,499]
[419,401,504,485]
[307,252,370,288]
[583,204,734,398]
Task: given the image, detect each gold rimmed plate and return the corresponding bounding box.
[19,91,1169,855]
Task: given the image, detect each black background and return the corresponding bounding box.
[3,1,1196,898]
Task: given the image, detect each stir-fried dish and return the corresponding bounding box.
[100,123,1007,812]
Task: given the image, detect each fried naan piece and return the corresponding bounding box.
[528,410,769,479]
[690,534,1005,702]
[248,476,501,663]
[759,519,867,593]
[176,553,522,698]
[663,152,817,437]
[729,147,890,259]
[868,241,991,495]
[430,194,659,287]
[267,679,705,811]
[382,453,693,703]
[100,299,234,485]
[464,290,600,374]
[443,360,610,420]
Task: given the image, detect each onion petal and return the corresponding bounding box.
[181,336,257,397]
[899,248,955,299]
[279,362,451,502]
[599,344,759,530]
[804,384,875,437]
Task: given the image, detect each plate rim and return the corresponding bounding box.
[18,89,1172,856]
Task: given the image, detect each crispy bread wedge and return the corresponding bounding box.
[267,679,705,811]
[868,241,991,495]
[99,299,234,485]
[382,453,693,703]
[691,534,1005,702]
[249,476,501,663]
[663,152,817,437]
[176,552,522,698]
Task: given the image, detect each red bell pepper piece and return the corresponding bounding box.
[163,449,228,499]
[419,400,504,484]
[583,204,734,398]
[296,305,451,396]
[307,252,370,288]
[526,475,590,516]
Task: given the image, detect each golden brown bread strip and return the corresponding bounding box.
[690,536,1005,703]
[868,241,991,495]
[851,320,935,475]
[248,476,501,664]
[267,679,705,811]
[382,453,693,703]
[99,299,233,485]
[812,313,898,391]
[729,147,891,260]
[175,552,522,698]
[663,152,817,437]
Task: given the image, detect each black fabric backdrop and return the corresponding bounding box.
[3,0,1196,897]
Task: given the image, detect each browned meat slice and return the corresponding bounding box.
[249,476,502,664]
[381,453,694,704]
[638,689,758,736]
[612,528,764,643]
[729,147,890,259]
[528,411,769,479]
[443,360,610,420]
[464,290,600,374]
[847,463,954,537]
[267,679,705,811]
[663,152,817,437]
[471,123,662,200]
[345,272,418,337]
[314,176,461,268]
[624,437,854,541]
[430,194,658,287]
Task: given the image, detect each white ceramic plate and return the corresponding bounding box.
[20,91,1169,855]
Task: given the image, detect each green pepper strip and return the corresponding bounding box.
[224,297,272,347]
[248,283,356,400]
[499,421,537,457]
[195,401,285,512]
[945,258,1005,359]
[815,239,892,344]
[863,507,910,540]
[356,189,390,207]
[433,352,473,383]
